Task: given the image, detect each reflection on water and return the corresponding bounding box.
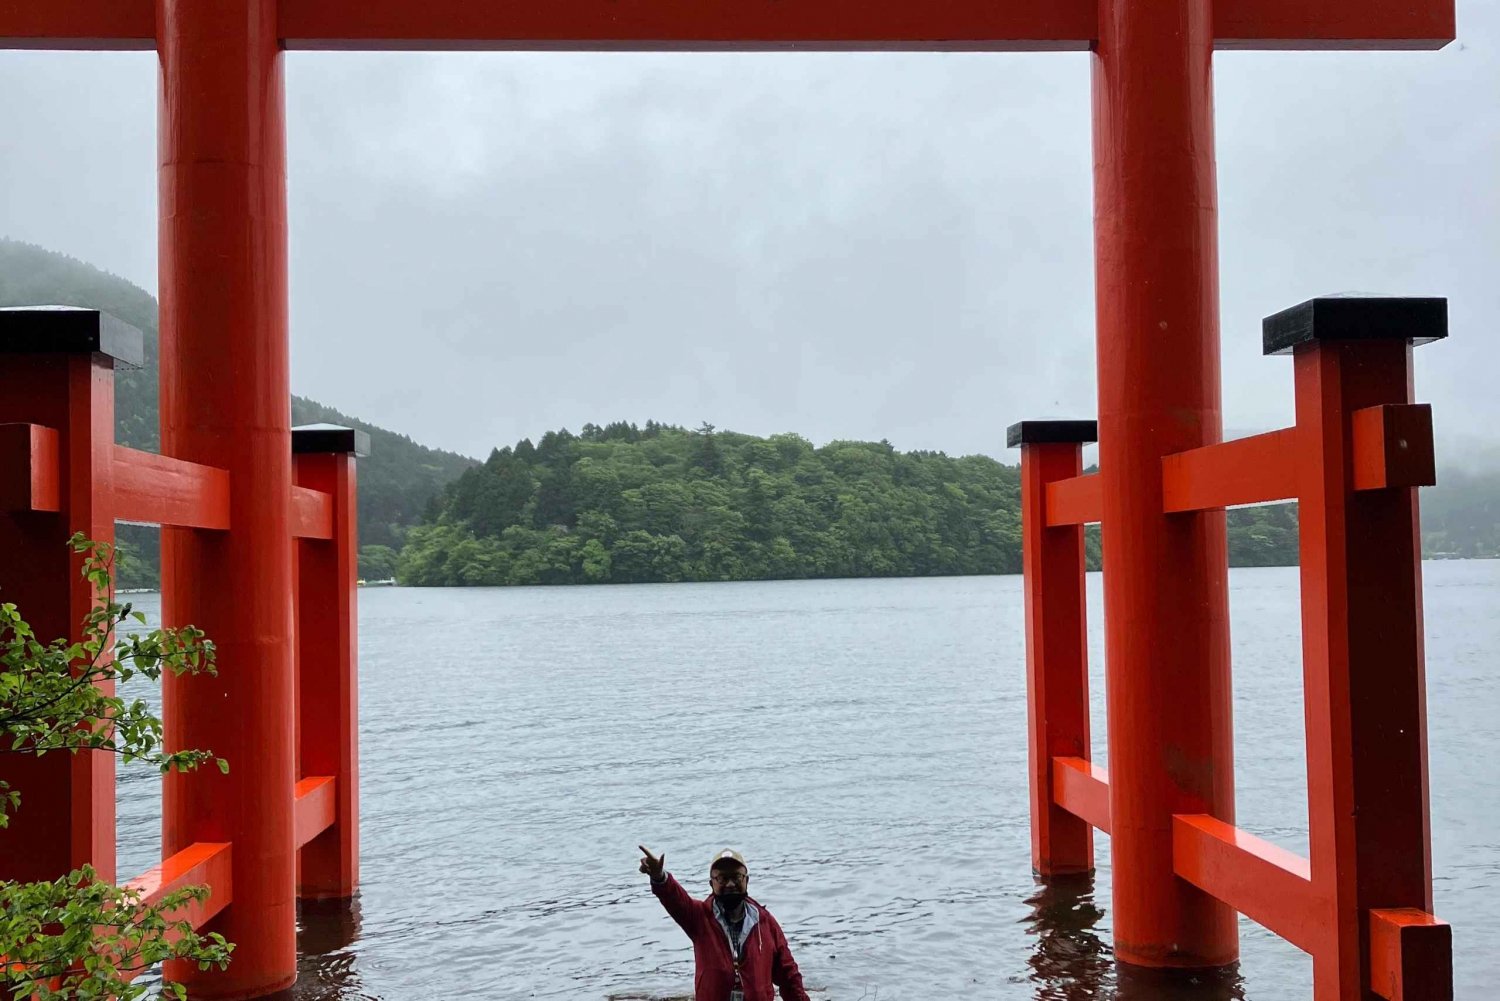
[1022,875,1111,998]
[1114,965,1246,1001]
[282,898,370,1001]
[1022,874,1247,1001]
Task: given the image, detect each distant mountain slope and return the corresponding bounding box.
[288,395,475,549]
[0,238,475,585]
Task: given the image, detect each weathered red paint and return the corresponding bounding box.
[1092,0,1239,969]
[1019,438,1093,876]
[156,0,298,995]
[294,449,362,899]
[0,351,117,885]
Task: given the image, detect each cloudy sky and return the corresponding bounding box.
[1,4,1496,465]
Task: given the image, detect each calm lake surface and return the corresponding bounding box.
[117,561,1500,999]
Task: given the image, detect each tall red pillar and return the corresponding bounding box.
[157,0,296,995]
[1092,0,1238,968]
[0,309,135,886]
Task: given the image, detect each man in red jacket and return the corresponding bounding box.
[639,845,811,1001]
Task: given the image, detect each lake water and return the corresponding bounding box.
[116,561,1500,999]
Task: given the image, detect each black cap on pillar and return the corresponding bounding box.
[292,423,371,457]
[0,306,144,368]
[1262,295,1447,356]
[1006,420,1099,449]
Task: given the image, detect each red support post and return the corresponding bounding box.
[1092,0,1238,969]
[157,0,296,994]
[1010,420,1098,877]
[292,425,366,900]
[0,308,138,886]
[1273,296,1451,1001]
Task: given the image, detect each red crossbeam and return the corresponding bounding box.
[0,423,60,512]
[0,0,1453,51]
[291,486,334,540]
[124,841,233,933]
[294,776,337,848]
[284,0,1090,51]
[0,431,232,528]
[1045,474,1101,527]
[1051,756,1110,835]
[1214,0,1453,50]
[113,446,230,530]
[1172,814,1321,955]
[0,0,151,48]
[1162,428,1299,513]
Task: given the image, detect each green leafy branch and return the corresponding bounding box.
[0,534,224,829]
[1,867,231,1001]
[1,535,234,999]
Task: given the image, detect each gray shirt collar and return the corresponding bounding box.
[712,897,760,955]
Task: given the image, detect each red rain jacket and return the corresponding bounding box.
[651,874,811,1001]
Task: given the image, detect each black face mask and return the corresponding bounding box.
[716,890,747,910]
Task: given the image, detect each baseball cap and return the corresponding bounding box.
[709,848,748,873]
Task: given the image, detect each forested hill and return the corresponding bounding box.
[0,239,476,586]
[399,423,1037,585]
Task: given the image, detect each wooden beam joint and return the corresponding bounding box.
[1045,474,1102,527]
[0,423,61,512]
[1051,756,1110,834]
[291,486,335,540]
[1370,908,1453,1001]
[294,776,337,848]
[125,841,233,932]
[1171,814,1321,955]
[1351,404,1435,491]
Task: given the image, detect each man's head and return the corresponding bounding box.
[709,849,749,906]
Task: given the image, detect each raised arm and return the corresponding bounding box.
[639,845,701,935]
[769,917,811,1001]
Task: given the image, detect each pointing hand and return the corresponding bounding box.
[638,845,666,879]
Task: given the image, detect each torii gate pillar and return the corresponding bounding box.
[1093,0,1238,968]
[157,1,298,997]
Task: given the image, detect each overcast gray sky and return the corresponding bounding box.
[2,4,1496,465]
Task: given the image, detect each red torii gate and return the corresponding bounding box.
[0,0,1455,999]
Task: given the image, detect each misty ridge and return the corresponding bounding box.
[2,237,1496,589]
